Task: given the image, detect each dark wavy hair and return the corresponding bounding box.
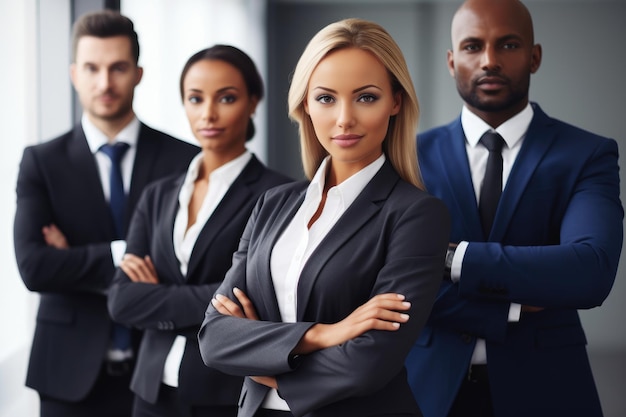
[179,45,263,141]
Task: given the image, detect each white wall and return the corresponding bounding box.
[122,0,268,161]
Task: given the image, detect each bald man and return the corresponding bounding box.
[405,1,623,416]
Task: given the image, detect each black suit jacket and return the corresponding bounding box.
[13,122,199,401]
[108,155,292,406]
[198,161,451,417]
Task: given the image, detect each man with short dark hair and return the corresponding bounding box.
[14,9,199,417]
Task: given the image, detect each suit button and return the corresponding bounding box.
[461,333,473,344]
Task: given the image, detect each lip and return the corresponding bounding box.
[198,127,225,138]
[476,76,507,90]
[332,133,363,148]
[97,94,117,103]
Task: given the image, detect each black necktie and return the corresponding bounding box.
[478,131,504,238]
[100,142,130,239]
[100,142,132,354]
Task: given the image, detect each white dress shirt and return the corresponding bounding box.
[262,154,385,410]
[82,114,139,266]
[162,150,251,387]
[451,103,533,364]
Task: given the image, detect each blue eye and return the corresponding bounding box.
[358,94,378,103]
[316,95,334,104]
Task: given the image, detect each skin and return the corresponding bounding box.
[448,0,542,128]
[120,59,258,284]
[447,0,543,312]
[211,47,408,388]
[44,35,143,250]
[70,35,143,139]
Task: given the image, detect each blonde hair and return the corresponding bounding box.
[287,18,423,189]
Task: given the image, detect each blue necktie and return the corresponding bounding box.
[478,131,504,238]
[100,142,132,354]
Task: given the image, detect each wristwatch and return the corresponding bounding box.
[444,246,456,280]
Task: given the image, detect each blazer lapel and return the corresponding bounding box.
[185,157,262,279]
[68,126,117,238]
[154,176,186,284]
[491,104,556,239]
[295,161,396,320]
[441,120,485,239]
[252,185,307,323]
[127,123,163,230]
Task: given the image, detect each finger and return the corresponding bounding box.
[233,287,259,320]
[215,294,245,318]
[211,297,233,316]
[144,256,158,278]
[121,257,153,283]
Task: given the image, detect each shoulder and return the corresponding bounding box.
[417,119,460,151]
[532,103,616,150]
[256,180,308,208]
[246,155,295,188]
[138,123,200,155]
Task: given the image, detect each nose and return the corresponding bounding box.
[337,101,355,129]
[201,101,217,122]
[97,70,112,91]
[480,45,501,72]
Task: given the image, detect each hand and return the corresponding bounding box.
[250,376,277,389]
[294,293,411,354]
[120,254,159,284]
[521,305,544,313]
[211,287,259,320]
[42,224,68,249]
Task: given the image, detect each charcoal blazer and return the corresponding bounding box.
[108,155,292,406]
[405,103,623,417]
[198,160,451,417]
[13,122,199,401]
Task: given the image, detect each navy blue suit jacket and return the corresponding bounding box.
[405,103,623,417]
[13,123,199,401]
[108,155,292,406]
[199,161,450,417]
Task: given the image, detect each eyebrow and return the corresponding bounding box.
[312,84,383,94]
[186,86,240,94]
[460,33,524,44]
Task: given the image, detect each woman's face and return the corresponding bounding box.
[305,47,400,179]
[182,59,258,156]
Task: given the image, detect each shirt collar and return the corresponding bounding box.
[306,153,386,208]
[82,113,140,154]
[181,150,252,192]
[461,103,534,149]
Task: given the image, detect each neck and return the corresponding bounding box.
[88,111,135,140]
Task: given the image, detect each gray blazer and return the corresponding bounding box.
[108,155,292,406]
[198,160,451,417]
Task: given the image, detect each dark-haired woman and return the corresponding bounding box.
[108,45,292,417]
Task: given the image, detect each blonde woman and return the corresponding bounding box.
[199,19,450,417]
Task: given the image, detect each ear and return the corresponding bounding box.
[391,91,402,116]
[249,96,260,116]
[134,66,144,86]
[530,44,542,74]
[447,49,456,78]
[69,63,77,88]
[303,97,310,115]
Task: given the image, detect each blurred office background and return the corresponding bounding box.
[1,0,624,416]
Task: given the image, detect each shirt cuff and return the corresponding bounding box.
[509,303,521,322]
[450,241,469,283]
[110,240,127,267]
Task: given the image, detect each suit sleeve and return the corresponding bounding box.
[199,193,450,415]
[13,146,114,294]
[462,138,622,308]
[108,185,218,332]
[427,136,623,341]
